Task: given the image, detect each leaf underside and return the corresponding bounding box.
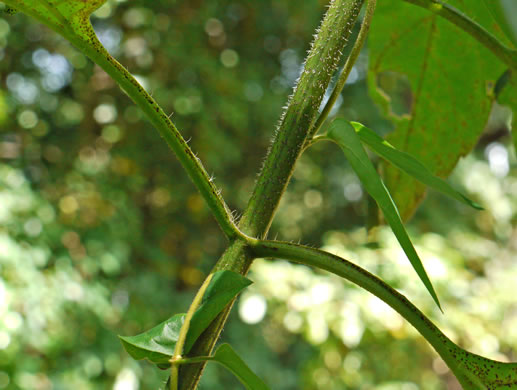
[368,0,507,221]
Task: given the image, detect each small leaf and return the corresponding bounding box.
[119,313,185,366]
[174,344,269,390]
[327,118,441,310]
[119,271,252,365]
[175,344,270,389]
[185,270,252,353]
[210,344,270,390]
[350,121,482,210]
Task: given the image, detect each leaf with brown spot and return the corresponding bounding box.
[368,0,508,220]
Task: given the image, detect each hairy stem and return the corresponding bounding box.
[403,0,517,70]
[237,0,366,239]
[179,1,365,388]
[311,0,377,138]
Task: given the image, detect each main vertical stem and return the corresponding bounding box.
[179,0,364,388]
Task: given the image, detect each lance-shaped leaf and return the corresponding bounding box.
[119,271,252,366]
[209,344,270,390]
[349,121,482,210]
[327,119,441,310]
[181,344,270,390]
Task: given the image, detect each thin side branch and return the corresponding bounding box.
[248,239,457,374]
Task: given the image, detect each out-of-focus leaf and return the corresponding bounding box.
[185,271,252,353]
[368,0,506,220]
[327,119,441,310]
[119,271,251,365]
[119,313,185,366]
[481,0,517,47]
[350,121,482,209]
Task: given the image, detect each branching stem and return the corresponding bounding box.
[311,0,377,139]
[73,25,241,241]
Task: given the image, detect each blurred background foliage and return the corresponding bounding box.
[0,0,516,389]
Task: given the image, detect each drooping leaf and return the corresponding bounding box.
[180,344,270,390]
[327,119,441,310]
[368,0,507,220]
[119,313,185,366]
[209,344,270,390]
[481,0,517,47]
[185,270,252,353]
[119,271,251,366]
[350,121,482,210]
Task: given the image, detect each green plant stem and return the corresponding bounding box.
[403,0,517,70]
[310,0,377,139]
[170,273,215,390]
[248,239,460,377]
[302,134,328,151]
[237,0,366,239]
[64,25,240,241]
[179,1,365,388]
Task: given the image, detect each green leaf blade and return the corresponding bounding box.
[350,121,482,210]
[211,344,270,390]
[368,0,506,220]
[119,271,251,366]
[119,313,185,365]
[185,270,252,353]
[328,119,441,310]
